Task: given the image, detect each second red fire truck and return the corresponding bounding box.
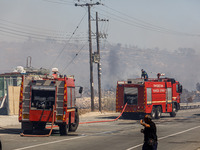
[116,76,182,119]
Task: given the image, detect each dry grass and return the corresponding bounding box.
[76,90,116,114]
[78,109,91,115]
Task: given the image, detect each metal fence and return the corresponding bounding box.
[180,102,200,110]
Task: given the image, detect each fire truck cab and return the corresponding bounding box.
[116,77,182,119]
[19,72,82,135]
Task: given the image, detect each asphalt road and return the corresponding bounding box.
[1,109,200,150]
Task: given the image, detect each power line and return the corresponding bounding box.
[43,0,74,5]
[60,41,88,73]
[49,10,87,69]
[0,18,90,40]
[0,25,69,40]
[95,5,200,37]
[0,18,72,35]
[0,18,90,44]
[0,27,88,42]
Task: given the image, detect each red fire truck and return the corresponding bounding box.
[19,71,83,135]
[116,77,182,119]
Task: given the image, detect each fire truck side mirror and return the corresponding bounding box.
[79,87,83,94]
[178,84,182,93]
[180,85,182,93]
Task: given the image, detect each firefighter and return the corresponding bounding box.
[157,73,161,79]
[140,115,158,150]
[141,69,148,81]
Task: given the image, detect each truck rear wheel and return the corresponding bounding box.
[151,107,156,119]
[155,106,161,119]
[22,122,33,134]
[59,123,69,135]
[170,104,177,117]
[69,111,79,132]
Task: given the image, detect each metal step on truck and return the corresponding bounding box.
[19,68,83,135]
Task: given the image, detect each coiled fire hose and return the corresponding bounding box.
[21,103,127,137]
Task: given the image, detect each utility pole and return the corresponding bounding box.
[96,12,102,112]
[95,12,108,112]
[75,2,100,111]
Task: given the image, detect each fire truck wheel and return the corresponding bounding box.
[69,111,79,132]
[170,104,177,117]
[59,123,69,135]
[22,122,33,134]
[151,107,156,119]
[155,106,161,119]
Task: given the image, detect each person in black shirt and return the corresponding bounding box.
[140,115,158,150]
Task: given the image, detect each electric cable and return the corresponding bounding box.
[95,5,200,37]
[0,18,72,35]
[43,0,74,5]
[60,41,88,74]
[0,25,69,40]
[49,10,87,69]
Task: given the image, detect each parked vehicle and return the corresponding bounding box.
[19,69,82,135]
[116,76,182,119]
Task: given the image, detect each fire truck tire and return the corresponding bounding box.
[170,104,177,117]
[22,122,33,134]
[155,106,162,119]
[151,107,156,119]
[69,111,79,132]
[59,123,69,135]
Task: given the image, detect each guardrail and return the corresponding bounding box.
[180,102,200,110]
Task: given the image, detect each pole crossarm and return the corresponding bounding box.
[75,2,101,7]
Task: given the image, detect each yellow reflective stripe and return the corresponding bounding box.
[152,101,166,103]
[67,108,75,112]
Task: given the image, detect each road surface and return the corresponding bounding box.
[1,109,200,150]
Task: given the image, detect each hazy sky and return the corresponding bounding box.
[0,0,200,51]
